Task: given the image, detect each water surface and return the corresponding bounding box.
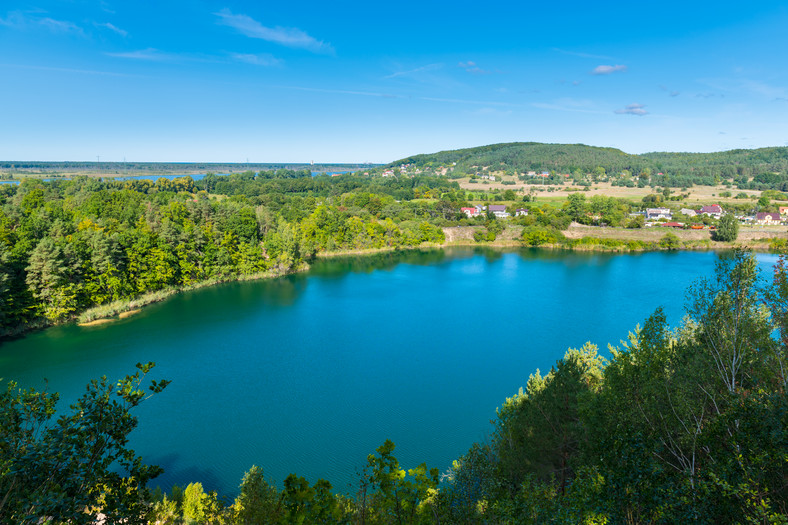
[0,248,773,495]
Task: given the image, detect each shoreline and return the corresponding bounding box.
[4,232,784,341]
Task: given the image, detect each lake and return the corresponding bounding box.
[0,248,778,496]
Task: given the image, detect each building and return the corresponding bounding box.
[461,207,480,218]
[755,212,781,225]
[699,205,723,219]
[515,208,529,217]
[488,204,510,218]
[680,208,697,217]
[646,207,672,220]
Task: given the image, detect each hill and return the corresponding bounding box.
[386,142,788,189]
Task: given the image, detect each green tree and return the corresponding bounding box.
[712,213,738,242]
[233,466,281,524]
[25,237,81,321]
[659,231,680,249]
[0,363,169,524]
[564,193,587,223]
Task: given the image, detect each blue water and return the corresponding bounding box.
[0,173,214,185]
[0,171,355,184]
[0,248,777,496]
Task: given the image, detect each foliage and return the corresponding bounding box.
[387,142,788,190]
[521,226,565,246]
[443,250,788,523]
[712,213,739,241]
[0,363,169,524]
[0,175,451,338]
[658,231,681,249]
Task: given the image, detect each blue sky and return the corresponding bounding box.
[2,1,788,162]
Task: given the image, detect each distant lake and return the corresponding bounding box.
[0,171,351,184]
[0,248,778,496]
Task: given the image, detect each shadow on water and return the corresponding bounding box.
[147,452,224,494]
[307,248,450,277]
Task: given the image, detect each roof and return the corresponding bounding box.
[488,205,507,212]
[756,212,780,220]
[700,205,722,213]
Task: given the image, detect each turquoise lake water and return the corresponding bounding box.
[0,248,779,496]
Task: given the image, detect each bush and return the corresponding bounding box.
[521,226,564,246]
[659,232,681,250]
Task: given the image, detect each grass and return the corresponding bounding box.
[76,266,307,324]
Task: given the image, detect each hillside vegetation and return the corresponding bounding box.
[386,142,788,190]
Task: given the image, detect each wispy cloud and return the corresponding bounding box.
[419,96,521,107]
[591,64,627,75]
[472,107,512,116]
[532,102,605,114]
[285,86,403,99]
[385,63,443,79]
[615,103,647,116]
[230,53,282,67]
[659,85,680,97]
[553,48,614,60]
[457,61,494,75]
[214,9,333,54]
[95,21,127,37]
[698,77,785,99]
[0,63,137,77]
[0,10,84,35]
[106,48,176,61]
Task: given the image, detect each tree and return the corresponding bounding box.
[233,466,282,524]
[659,232,680,250]
[0,363,169,524]
[25,237,81,321]
[712,213,738,242]
[564,193,587,223]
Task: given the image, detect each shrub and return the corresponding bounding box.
[521,226,564,246]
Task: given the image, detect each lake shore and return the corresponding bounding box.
[6,226,785,341]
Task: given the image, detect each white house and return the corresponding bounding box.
[646,208,672,220]
[488,204,510,218]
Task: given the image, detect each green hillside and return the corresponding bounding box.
[386,142,788,189]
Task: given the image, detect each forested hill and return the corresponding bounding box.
[388,142,788,182]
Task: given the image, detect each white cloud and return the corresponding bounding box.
[458,60,495,75]
[96,22,127,37]
[553,48,615,60]
[230,53,282,67]
[214,9,333,54]
[106,48,175,61]
[472,107,512,116]
[385,63,443,79]
[0,11,84,35]
[591,64,627,75]
[615,103,648,116]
